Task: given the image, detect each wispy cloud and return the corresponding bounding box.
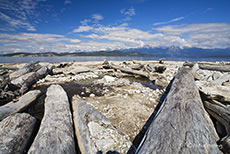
[203,8,214,14]
[73,26,93,33]
[153,17,184,26]
[64,0,72,5]
[0,0,46,31]
[120,6,136,21]
[127,0,147,4]
[121,7,136,16]
[92,14,104,21]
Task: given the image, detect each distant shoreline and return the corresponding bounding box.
[1,51,156,57]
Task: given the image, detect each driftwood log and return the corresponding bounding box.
[28,85,76,154]
[71,95,111,154]
[136,66,221,153]
[10,65,52,94]
[72,96,132,153]
[0,113,36,154]
[199,64,230,72]
[201,93,230,153]
[104,62,165,82]
[0,90,41,121]
[184,62,230,72]
[9,61,40,80]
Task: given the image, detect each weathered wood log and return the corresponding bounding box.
[0,113,36,154]
[28,85,76,154]
[71,95,132,154]
[9,61,40,80]
[105,62,156,81]
[20,66,52,94]
[199,64,230,72]
[136,66,221,154]
[10,65,52,94]
[0,90,41,121]
[183,62,230,72]
[201,93,230,153]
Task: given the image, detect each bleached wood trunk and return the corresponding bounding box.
[0,90,41,120]
[71,96,110,154]
[9,61,40,80]
[0,113,36,154]
[28,85,76,154]
[136,66,221,154]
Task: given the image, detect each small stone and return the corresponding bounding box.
[104,75,115,83]
[90,93,95,97]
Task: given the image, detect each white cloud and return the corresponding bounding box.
[64,0,72,5]
[120,6,136,21]
[0,33,81,53]
[203,8,214,14]
[92,14,104,21]
[1,22,230,54]
[73,26,93,33]
[153,17,184,26]
[154,23,230,48]
[0,0,46,31]
[121,7,136,16]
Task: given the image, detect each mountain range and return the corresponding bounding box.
[1,46,230,58]
[123,45,230,57]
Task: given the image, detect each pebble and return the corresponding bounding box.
[90,93,95,97]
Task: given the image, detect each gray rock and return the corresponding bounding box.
[0,113,36,154]
[0,90,41,120]
[103,75,115,83]
[154,65,166,73]
[28,85,76,154]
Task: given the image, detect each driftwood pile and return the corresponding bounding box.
[0,61,53,105]
[0,60,229,154]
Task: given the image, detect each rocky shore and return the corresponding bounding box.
[0,60,229,154]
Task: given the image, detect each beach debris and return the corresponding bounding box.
[71,95,132,154]
[0,113,36,154]
[28,85,76,154]
[136,66,220,154]
[0,90,41,120]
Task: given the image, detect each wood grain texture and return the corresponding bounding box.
[136,67,221,154]
[71,96,111,154]
[28,85,76,154]
[0,113,36,154]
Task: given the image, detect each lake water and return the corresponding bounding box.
[0,56,229,63]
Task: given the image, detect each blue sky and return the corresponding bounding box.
[0,0,230,53]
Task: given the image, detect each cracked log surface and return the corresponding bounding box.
[28,85,76,154]
[136,66,221,154]
[0,113,36,154]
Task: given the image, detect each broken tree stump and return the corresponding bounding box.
[136,66,221,154]
[0,113,36,154]
[28,85,76,154]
